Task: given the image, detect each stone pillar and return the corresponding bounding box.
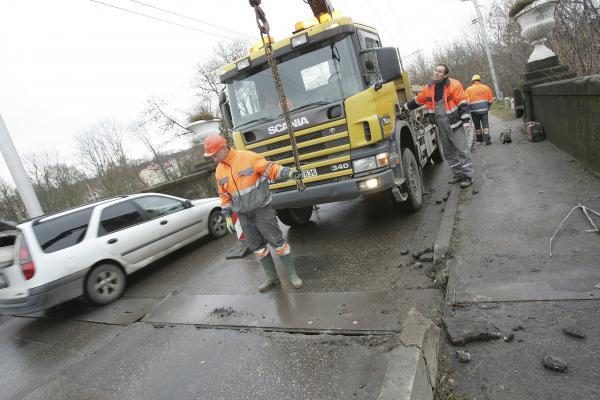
[511,0,576,121]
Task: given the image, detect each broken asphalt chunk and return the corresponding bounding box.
[562,326,585,339]
[542,355,568,372]
[443,316,503,346]
[503,333,515,342]
[456,350,471,363]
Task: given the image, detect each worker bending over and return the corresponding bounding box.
[204,134,304,292]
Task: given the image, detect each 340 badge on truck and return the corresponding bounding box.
[330,162,351,172]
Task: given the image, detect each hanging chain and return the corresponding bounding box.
[249,0,305,191]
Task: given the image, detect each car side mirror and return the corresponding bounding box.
[374,47,402,83]
[184,200,193,208]
[219,91,233,130]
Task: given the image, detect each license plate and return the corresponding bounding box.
[0,273,7,289]
[303,168,318,178]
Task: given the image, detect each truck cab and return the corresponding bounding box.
[219,14,442,226]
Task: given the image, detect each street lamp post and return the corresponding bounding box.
[0,114,44,218]
[463,0,503,98]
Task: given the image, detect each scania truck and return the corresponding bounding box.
[218,0,443,226]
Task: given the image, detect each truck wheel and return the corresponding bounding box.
[431,126,445,163]
[85,263,126,305]
[276,207,313,227]
[395,148,423,212]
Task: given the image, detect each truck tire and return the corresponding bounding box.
[394,148,423,212]
[276,207,313,227]
[431,126,445,163]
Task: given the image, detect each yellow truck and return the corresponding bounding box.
[218,1,443,226]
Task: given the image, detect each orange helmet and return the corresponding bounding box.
[203,134,227,157]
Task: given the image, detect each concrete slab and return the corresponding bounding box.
[0,317,122,400]
[143,290,408,333]
[399,309,441,390]
[378,346,433,400]
[448,255,600,304]
[20,324,394,400]
[24,297,160,326]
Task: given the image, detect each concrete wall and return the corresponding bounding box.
[532,75,600,175]
[138,166,218,200]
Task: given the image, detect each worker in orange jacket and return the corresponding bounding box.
[466,75,494,145]
[203,134,304,292]
[403,64,474,189]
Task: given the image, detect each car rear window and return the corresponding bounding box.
[33,208,94,253]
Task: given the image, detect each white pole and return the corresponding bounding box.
[0,114,44,218]
[471,0,503,98]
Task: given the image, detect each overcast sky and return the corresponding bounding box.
[0,0,492,184]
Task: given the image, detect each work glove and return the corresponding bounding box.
[225,215,235,233]
[288,169,302,180]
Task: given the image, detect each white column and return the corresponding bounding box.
[0,114,44,218]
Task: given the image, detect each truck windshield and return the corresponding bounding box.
[226,36,362,128]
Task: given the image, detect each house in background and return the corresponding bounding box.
[139,160,180,187]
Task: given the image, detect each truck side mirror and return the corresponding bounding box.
[375,47,402,83]
[219,91,233,130]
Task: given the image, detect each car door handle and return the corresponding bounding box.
[160,220,168,225]
[107,238,118,244]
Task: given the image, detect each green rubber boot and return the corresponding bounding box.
[279,253,304,289]
[258,253,279,293]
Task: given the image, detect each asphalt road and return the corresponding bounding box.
[0,161,451,400]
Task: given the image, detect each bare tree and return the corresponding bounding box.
[193,39,250,101]
[549,0,600,76]
[25,152,88,212]
[75,118,143,196]
[0,178,26,222]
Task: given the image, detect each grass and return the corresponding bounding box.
[490,101,516,121]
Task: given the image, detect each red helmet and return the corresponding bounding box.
[203,134,227,157]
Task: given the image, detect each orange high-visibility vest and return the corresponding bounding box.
[215,148,289,215]
[414,78,470,129]
[466,82,494,114]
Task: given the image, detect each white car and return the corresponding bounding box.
[0,193,227,315]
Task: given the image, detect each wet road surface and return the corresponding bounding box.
[0,162,451,400]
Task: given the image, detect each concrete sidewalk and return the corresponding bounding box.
[439,115,600,399]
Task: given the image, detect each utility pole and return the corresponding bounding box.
[463,0,503,98]
[0,114,44,218]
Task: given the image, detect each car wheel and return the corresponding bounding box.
[208,209,227,238]
[394,147,423,213]
[85,263,126,305]
[276,207,313,227]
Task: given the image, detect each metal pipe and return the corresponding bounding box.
[0,114,44,218]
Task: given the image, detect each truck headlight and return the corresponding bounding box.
[376,152,389,167]
[352,157,377,173]
[352,152,389,173]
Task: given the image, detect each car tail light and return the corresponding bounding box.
[19,240,35,280]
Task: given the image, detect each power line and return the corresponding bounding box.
[365,1,399,45]
[383,0,416,54]
[125,0,256,40]
[88,0,236,41]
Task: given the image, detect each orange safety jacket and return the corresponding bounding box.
[407,78,470,129]
[466,82,494,114]
[215,148,291,216]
